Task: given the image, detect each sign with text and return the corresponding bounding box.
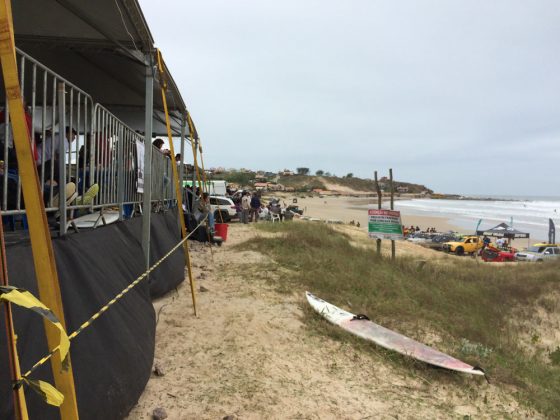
[135,140,145,193]
[368,209,404,240]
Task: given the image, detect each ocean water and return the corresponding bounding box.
[393,197,560,241]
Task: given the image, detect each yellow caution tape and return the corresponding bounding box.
[22,378,64,407]
[0,285,70,406]
[21,215,208,382]
[0,285,69,368]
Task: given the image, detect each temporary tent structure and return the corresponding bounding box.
[9,0,197,137]
[476,222,529,239]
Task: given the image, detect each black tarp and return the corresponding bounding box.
[0,209,185,419]
[476,222,529,239]
[148,209,184,298]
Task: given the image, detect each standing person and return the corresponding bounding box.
[280,201,286,221]
[250,192,261,222]
[199,192,214,233]
[153,138,164,150]
[241,191,250,224]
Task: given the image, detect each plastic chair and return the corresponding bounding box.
[271,213,280,223]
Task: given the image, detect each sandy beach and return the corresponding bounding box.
[264,194,538,249]
[275,195,462,233]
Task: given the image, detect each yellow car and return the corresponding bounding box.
[443,236,483,256]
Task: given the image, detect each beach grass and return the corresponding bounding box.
[238,222,560,417]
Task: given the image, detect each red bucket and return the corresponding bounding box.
[214,223,229,242]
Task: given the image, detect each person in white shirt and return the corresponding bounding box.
[37,126,76,185]
[241,191,250,224]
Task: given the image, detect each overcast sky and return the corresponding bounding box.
[139,0,560,196]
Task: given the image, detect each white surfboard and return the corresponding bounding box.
[73,211,120,229]
[306,291,484,376]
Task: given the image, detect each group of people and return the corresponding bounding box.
[482,235,509,250]
[403,225,439,236]
[0,106,84,210]
[235,191,286,224]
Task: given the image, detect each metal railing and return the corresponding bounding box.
[1,49,94,215]
[87,104,144,210]
[0,48,178,232]
[151,146,175,203]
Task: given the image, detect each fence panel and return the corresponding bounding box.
[0,49,178,227]
[0,49,94,216]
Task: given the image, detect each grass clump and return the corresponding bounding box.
[239,222,560,417]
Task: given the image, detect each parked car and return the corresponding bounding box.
[443,236,483,256]
[209,196,237,222]
[406,233,435,244]
[515,244,560,262]
[481,246,516,262]
[422,234,460,250]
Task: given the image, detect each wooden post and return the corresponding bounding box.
[389,168,396,260]
[0,2,79,417]
[374,171,382,256]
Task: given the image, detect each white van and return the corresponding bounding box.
[182,180,228,196]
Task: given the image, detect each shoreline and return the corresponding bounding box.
[267,195,543,247]
[274,195,463,234]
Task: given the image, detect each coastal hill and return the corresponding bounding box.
[216,168,433,195]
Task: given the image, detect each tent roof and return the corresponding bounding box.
[10,0,197,138]
[476,223,530,239]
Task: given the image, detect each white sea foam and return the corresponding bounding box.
[394,198,560,240]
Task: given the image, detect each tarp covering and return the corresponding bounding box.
[0,210,185,419]
[8,0,198,137]
[148,209,185,298]
[476,222,530,239]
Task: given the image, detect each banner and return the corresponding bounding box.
[475,218,482,234]
[368,209,403,240]
[135,140,145,193]
[549,218,556,244]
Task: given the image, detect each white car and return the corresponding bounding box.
[515,244,560,262]
[406,233,435,244]
[209,196,237,222]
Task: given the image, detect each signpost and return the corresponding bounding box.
[372,168,401,259]
[368,209,404,241]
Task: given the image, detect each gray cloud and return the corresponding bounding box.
[140,0,560,196]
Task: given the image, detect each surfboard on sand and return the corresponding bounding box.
[306,291,485,376]
[73,211,119,229]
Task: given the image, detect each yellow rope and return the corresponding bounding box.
[20,216,207,381]
[155,49,198,316]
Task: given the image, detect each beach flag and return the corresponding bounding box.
[510,216,513,227]
[475,219,482,234]
[549,219,556,244]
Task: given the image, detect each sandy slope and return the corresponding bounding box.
[127,224,539,419]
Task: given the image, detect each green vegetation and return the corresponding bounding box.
[277,174,431,193]
[221,170,255,186]
[239,222,560,417]
[277,175,326,191]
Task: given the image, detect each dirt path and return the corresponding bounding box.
[128,224,537,419]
